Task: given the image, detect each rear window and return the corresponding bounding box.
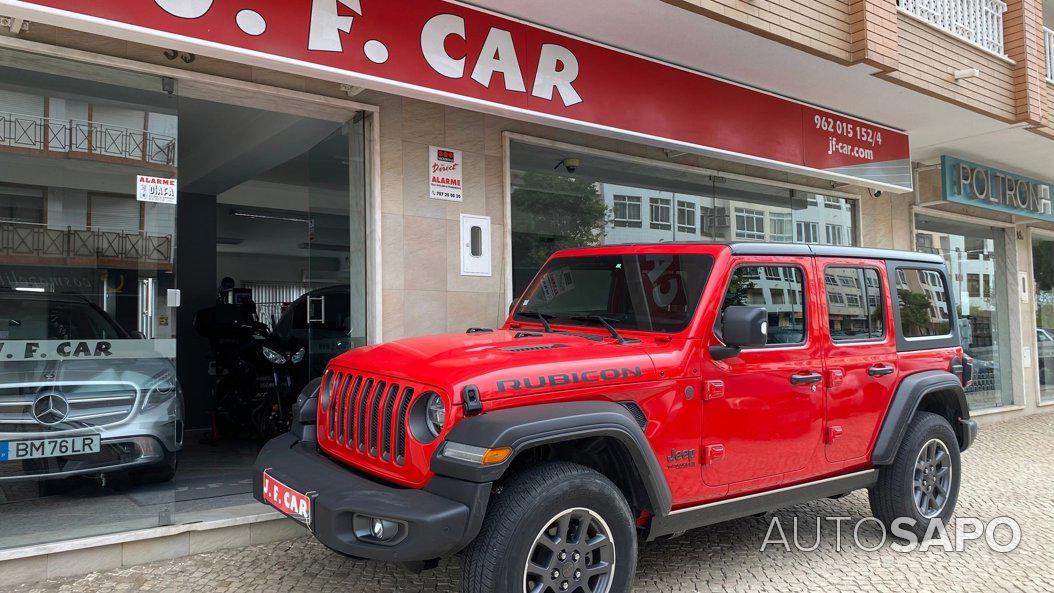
[515,253,714,333]
[2,297,127,340]
[894,268,952,338]
[825,267,886,342]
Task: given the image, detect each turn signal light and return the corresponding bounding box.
[481,447,512,465]
[442,442,513,465]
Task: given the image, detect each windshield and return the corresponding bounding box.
[514,253,714,333]
[1,296,128,340]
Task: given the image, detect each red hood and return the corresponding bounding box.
[330,329,659,403]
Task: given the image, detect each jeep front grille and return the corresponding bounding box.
[323,370,416,465]
[0,381,140,433]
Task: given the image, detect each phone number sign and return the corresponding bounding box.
[136,175,178,205]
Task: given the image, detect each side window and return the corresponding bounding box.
[895,268,952,338]
[721,264,807,346]
[825,267,886,342]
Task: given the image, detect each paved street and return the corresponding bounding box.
[14,413,1054,593]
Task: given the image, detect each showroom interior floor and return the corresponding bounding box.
[0,434,263,550]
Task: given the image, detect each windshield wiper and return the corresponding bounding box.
[521,311,556,333]
[570,315,637,344]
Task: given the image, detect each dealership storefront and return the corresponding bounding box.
[0,0,1048,583]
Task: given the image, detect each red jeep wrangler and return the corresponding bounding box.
[255,242,977,593]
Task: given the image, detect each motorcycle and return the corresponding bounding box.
[195,303,307,443]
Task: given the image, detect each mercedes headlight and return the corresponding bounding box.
[290,347,306,364]
[262,346,287,365]
[143,371,179,412]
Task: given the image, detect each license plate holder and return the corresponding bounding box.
[261,470,313,526]
[0,435,101,462]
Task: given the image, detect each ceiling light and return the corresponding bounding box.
[229,209,311,223]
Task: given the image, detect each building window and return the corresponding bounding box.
[676,200,696,234]
[826,224,845,246]
[612,195,642,228]
[967,273,981,298]
[734,207,765,240]
[796,221,819,243]
[649,197,671,230]
[769,211,792,242]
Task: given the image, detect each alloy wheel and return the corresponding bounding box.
[912,438,953,518]
[523,507,616,593]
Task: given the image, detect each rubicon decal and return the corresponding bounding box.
[496,366,642,393]
[10,0,912,191]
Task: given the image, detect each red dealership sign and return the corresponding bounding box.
[5,0,913,190]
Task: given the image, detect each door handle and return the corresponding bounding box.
[790,372,823,385]
[868,364,895,377]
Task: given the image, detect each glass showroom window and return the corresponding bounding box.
[915,215,1013,410]
[734,207,766,240]
[677,200,696,235]
[508,141,859,296]
[650,197,672,230]
[1033,234,1054,403]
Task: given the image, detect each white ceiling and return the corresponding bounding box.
[469,0,1054,183]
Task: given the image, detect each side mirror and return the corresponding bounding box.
[710,306,768,360]
[131,330,147,340]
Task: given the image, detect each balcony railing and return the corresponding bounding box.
[0,221,173,265]
[1046,27,1054,82]
[0,111,177,167]
[900,0,1008,56]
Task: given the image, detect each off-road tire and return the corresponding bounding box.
[461,462,637,593]
[869,411,961,539]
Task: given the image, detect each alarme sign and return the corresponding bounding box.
[7,0,913,190]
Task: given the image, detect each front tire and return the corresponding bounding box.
[461,462,637,593]
[869,411,961,539]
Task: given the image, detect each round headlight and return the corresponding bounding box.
[425,393,446,437]
[408,391,446,443]
[320,372,335,410]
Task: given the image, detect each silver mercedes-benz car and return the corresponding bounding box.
[0,290,183,483]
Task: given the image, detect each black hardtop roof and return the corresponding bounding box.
[583,241,944,264]
[727,242,945,264]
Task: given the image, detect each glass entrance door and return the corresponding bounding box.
[1033,234,1054,403]
[915,214,1013,410]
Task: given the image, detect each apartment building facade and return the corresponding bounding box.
[0,0,1053,584]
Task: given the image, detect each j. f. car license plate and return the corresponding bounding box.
[0,435,101,461]
[261,470,312,525]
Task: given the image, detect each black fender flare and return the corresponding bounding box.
[430,401,673,515]
[871,370,971,465]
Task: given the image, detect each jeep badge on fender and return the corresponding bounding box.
[255,242,977,593]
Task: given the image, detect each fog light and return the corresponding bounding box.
[370,517,400,541]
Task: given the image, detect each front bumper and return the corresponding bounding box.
[253,433,490,562]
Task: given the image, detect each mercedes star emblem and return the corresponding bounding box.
[32,393,70,426]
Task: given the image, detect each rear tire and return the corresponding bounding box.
[461,462,637,593]
[869,411,960,539]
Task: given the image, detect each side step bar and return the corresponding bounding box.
[647,469,878,540]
